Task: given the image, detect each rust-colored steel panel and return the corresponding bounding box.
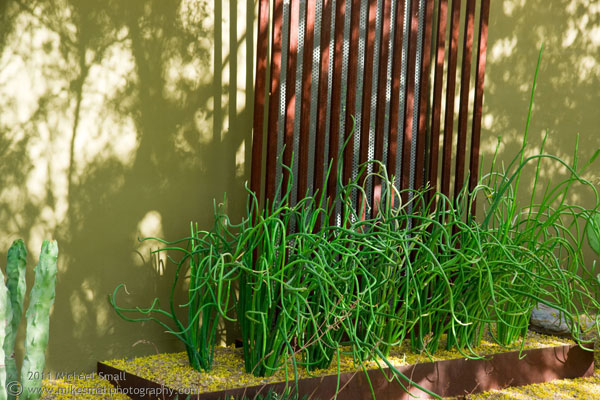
[298,0,316,199]
[266,0,285,202]
[359,0,378,170]
[469,0,490,216]
[400,0,420,201]
[373,0,393,215]
[427,0,448,205]
[250,0,271,205]
[358,0,378,219]
[282,0,300,194]
[343,0,362,188]
[253,0,491,219]
[326,0,346,217]
[314,0,333,196]
[387,0,408,187]
[441,0,461,200]
[415,0,435,192]
[454,0,475,202]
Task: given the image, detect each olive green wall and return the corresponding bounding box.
[0,0,255,373]
[482,0,600,270]
[483,1,600,206]
[0,0,599,375]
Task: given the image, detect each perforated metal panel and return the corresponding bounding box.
[349,0,369,215]
[364,0,384,208]
[406,0,426,222]
[394,0,411,193]
[275,0,292,204]
[291,0,306,206]
[335,0,353,226]
[251,0,492,223]
[382,0,398,169]
[307,0,323,196]
[323,0,336,188]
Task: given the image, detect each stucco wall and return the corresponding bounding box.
[480,0,600,277]
[483,1,600,209]
[0,0,598,375]
[0,0,255,373]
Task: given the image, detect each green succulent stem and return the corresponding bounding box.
[4,240,27,400]
[20,240,58,400]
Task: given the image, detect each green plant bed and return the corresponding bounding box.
[107,48,600,400]
[98,331,593,399]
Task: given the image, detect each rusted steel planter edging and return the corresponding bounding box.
[97,343,594,400]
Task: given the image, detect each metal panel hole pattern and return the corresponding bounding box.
[251,0,491,222]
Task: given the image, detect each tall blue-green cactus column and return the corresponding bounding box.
[20,241,58,400]
[0,268,12,400]
[4,241,27,400]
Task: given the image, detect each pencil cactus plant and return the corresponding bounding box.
[0,240,58,400]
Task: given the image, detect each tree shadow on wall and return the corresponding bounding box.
[483,0,600,191]
[0,0,254,372]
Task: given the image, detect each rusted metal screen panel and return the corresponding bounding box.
[251,0,491,220]
[416,0,435,192]
[400,0,425,211]
[282,0,299,202]
[469,0,490,215]
[440,0,461,201]
[427,0,448,207]
[250,0,270,204]
[264,0,284,204]
[297,0,315,200]
[454,0,476,202]
[372,0,393,216]
[326,0,345,224]
[387,0,408,194]
[356,0,378,217]
[313,0,332,198]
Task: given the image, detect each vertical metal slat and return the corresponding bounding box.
[266,0,286,203]
[251,0,271,205]
[440,0,461,200]
[387,0,408,192]
[400,0,419,204]
[314,0,333,198]
[282,0,300,203]
[469,0,491,215]
[343,0,361,190]
[373,0,393,215]
[453,0,475,202]
[328,0,346,225]
[306,0,322,198]
[393,0,412,196]
[360,0,383,218]
[351,0,370,216]
[415,0,435,192]
[427,0,448,204]
[296,0,312,202]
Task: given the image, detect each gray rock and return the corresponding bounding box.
[529,303,571,337]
